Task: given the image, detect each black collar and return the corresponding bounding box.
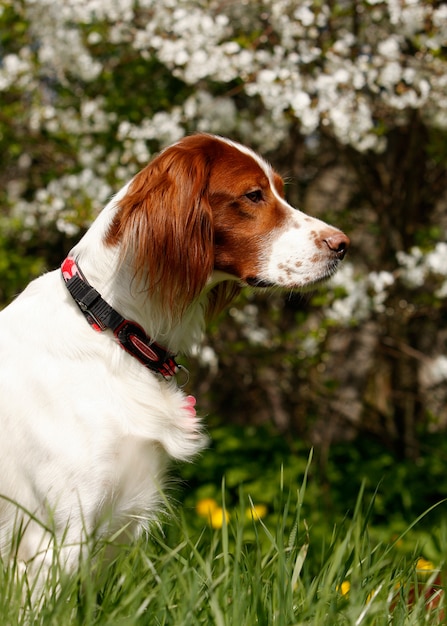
[61,257,179,378]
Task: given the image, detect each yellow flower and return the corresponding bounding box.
[246,504,268,521]
[196,498,218,519]
[337,581,351,596]
[209,507,230,529]
[416,557,435,573]
[196,498,230,528]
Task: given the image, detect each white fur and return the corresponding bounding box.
[0,135,348,589]
[0,195,209,585]
[263,213,342,288]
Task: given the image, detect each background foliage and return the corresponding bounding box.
[1,0,447,522]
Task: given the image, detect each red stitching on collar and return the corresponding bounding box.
[61,257,179,378]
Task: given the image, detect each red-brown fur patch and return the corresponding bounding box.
[105,134,289,318]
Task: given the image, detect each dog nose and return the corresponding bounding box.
[324,233,350,260]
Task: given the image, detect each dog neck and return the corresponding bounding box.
[67,189,218,355]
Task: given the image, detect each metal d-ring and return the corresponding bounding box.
[176,364,190,388]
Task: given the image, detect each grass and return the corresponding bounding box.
[1,454,446,625]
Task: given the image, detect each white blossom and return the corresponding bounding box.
[230,304,271,346]
[420,356,447,388]
[6,0,447,153]
[0,53,34,91]
[294,5,315,27]
[426,242,447,276]
[325,264,370,324]
[324,245,445,327]
[397,244,447,290]
[3,0,447,253]
[377,36,401,60]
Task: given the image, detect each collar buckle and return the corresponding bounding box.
[61,257,180,378]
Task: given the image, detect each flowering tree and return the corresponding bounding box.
[1,0,446,454]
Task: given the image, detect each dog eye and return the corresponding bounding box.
[245,190,263,203]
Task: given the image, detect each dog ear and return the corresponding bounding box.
[106,143,214,317]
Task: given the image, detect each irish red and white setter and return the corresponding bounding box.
[0,133,349,586]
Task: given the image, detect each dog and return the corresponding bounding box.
[0,133,349,585]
